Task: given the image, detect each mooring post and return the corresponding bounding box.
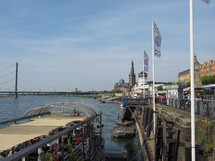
[100,114,102,145]
[14,62,18,98]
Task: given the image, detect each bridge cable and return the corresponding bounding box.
[2,85,15,91]
[0,79,15,87]
[18,78,44,91]
[17,85,30,91]
[19,71,58,91]
[0,64,15,73]
[19,65,72,91]
[0,71,16,79]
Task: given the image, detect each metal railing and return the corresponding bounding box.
[155,98,215,119]
[0,112,51,125]
[123,98,149,106]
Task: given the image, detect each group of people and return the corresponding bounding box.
[0,125,80,160]
[185,92,205,109]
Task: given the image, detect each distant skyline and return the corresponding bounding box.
[0,0,214,91]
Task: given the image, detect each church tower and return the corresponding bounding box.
[129,60,136,89]
[194,55,202,87]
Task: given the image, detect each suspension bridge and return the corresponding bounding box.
[0,63,97,98]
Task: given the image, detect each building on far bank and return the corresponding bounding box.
[178,69,190,84]
[200,59,215,76]
[113,60,136,95]
[113,79,129,94]
[178,56,202,87]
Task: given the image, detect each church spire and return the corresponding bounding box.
[130,60,134,76]
[129,60,136,89]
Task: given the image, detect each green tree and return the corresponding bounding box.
[201,75,215,85]
[201,76,208,85]
[186,81,190,87]
[177,82,182,85]
[112,90,122,93]
[156,85,163,91]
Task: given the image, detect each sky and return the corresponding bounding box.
[0,0,214,91]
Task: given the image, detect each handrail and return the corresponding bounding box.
[0,112,51,125]
[1,114,100,161]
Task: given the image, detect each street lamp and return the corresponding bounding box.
[190,0,211,160]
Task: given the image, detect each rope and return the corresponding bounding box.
[104,120,153,146]
[125,120,153,145]
[129,137,150,161]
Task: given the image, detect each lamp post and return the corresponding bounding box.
[189,0,196,160]
[190,1,211,160]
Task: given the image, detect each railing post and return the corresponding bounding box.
[61,136,64,160]
[87,122,91,161]
[196,101,200,115]
[206,101,210,119]
[82,126,85,156]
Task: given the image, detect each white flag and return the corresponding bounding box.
[153,21,162,57]
[144,51,149,72]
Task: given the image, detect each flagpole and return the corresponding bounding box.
[152,19,156,135]
[142,49,145,99]
[190,0,196,160]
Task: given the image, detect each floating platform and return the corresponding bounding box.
[117,117,133,126]
[0,115,85,152]
[111,126,136,138]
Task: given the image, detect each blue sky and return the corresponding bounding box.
[0,0,214,91]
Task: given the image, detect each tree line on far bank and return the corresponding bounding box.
[201,75,215,85]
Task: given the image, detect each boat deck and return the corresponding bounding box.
[0,115,85,152]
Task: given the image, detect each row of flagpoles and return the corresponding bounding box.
[142,1,211,160]
[142,19,161,138]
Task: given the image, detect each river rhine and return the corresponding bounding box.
[0,96,144,161]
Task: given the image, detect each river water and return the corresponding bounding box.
[0,96,144,161]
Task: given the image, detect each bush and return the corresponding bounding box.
[201,120,215,152]
[66,139,84,161]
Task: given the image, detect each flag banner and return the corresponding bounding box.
[144,51,149,72]
[202,0,211,4]
[153,21,162,57]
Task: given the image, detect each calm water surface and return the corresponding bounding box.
[0,96,144,161]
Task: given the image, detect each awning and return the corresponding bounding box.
[22,102,102,118]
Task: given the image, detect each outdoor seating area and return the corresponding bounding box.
[0,115,86,160]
